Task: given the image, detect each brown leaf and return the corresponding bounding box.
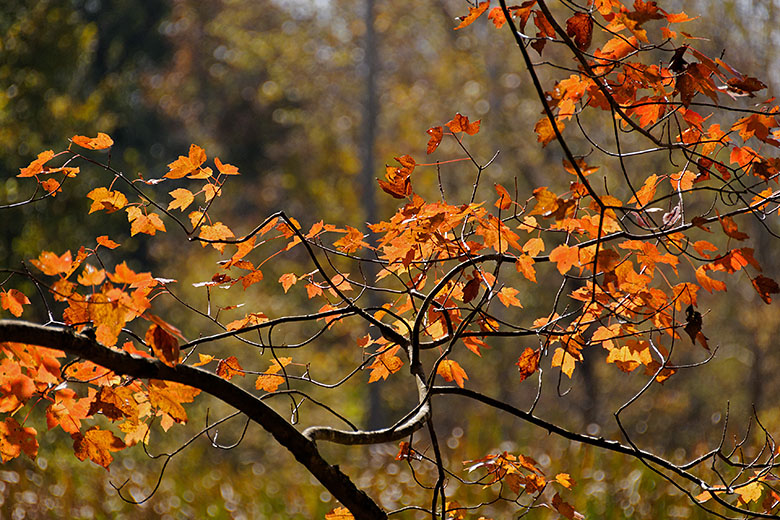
[565,13,593,51]
[145,324,180,367]
[752,275,780,304]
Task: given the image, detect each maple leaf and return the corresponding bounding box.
[214,157,240,175]
[255,357,292,392]
[167,188,195,211]
[554,473,575,489]
[278,273,297,293]
[566,12,593,51]
[426,126,443,154]
[217,356,245,380]
[454,2,489,30]
[165,144,207,179]
[726,76,767,97]
[0,417,38,462]
[494,184,513,210]
[497,287,523,308]
[534,117,563,146]
[126,206,166,236]
[552,492,578,520]
[87,386,138,421]
[198,222,235,252]
[148,380,201,429]
[516,348,540,382]
[18,150,56,177]
[446,113,481,135]
[334,226,369,253]
[325,507,354,520]
[145,324,180,367]
[515,255,537,282]
[752,275,780,304]
[1,289,30,317]
[96,235,120,249]
[551,347,578,378]
[718,213,749,240]
[378,155,415,199]
[72,426,125,469]
[549,244,580,274]
[77,264,106,286]
[367,346,403,383]
[71,133,114,150]
[46,388,92,434]
[31,250,73,276]
[437,359,468,388]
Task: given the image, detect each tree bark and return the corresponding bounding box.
[0,320,386,520]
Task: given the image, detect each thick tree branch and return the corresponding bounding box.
[0,320,386,520]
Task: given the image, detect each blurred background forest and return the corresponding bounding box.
[1,0,780,518]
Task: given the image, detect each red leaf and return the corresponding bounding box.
[445,113,481,135]
[426,126,443,154]
[565,13,593,51]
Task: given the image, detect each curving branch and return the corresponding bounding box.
[0,320,386,520]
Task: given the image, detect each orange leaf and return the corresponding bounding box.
[437,359,468,388]
[534,117,563,146]
[96,235,120,249]
[45,388,91,434]
[426,126,443,154]
[145,324,180,367]
[165,144,207,179]
[279,273,298,293]
[334,226,369,253]
[0,417,38,462]
[627,174,658,207]
[71,133,114,150]
[552,347,577,378]
[549,244,580,274]
[31,250,73,276]
[1,289,30,317]
[18,150,55,177]
[325,507,354,520]
[446,113,481,135]
[214,157,240,175]
[695,266,727,293]
[217,356,245,380]
[497,287,523,308]
[453,1,489,30]
[554,473,575,489]
[126,207,166,236]
[515,255,537,282]
[72,426,125,468]
[147,380,200,428]
[367,346,403,383]
[87,187,128,214]
[516,348,540,382]
[77,264,106,286]
[494,184,512,210]
[198,222,235,252]
[167,188,195,211]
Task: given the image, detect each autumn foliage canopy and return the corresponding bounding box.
[2,1,780,518]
